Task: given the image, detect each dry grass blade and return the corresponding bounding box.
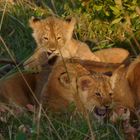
[0,0,8,31]
[36,104,42,140]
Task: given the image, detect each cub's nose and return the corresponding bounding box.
[50,48,56,52]
[47,49,55,56]
[105,105,110,109]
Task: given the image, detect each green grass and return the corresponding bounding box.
[0,0,140,140]
[0,106,125,140]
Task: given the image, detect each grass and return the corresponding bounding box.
[0,106,125,140]
[0,0,140,140]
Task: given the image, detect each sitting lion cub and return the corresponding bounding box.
[23,16,130,71]
[24,16,100,71]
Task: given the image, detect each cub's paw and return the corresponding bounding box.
[24,51,49,72]
[24,59,42,73]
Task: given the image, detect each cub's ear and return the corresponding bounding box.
[78,75,94,91]
[65,17,76,26]
[126,57,140,88]
[59,72,71,88]
[29,16,42,29]
[110,65,125,89]
[65,17,76,39]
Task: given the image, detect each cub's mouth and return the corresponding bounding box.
[48,53,59,65]
[94,107,107,117]
[40,51,59,66]
[94,106,110,118]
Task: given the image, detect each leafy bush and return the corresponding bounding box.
[0,0,140,60]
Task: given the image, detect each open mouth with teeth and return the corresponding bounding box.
[94,107,107,117]
[93,106,111,119]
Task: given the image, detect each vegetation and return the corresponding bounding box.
[0,0,140,139]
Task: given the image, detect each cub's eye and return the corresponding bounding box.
[57,36,61,41]
[43,36,48,41]
[109,93,113,97]
[95,92,101,97]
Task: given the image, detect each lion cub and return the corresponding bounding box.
[110,56,140,110]
[94,48,129,63]
[0,68,51,107]
[41,61,113,114]
[24,16,100,71]
[0,59,122,110]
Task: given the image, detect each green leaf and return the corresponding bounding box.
[111,17,122,25]
[110,6,120,15]
[104,11,110,16]
[94,5,103,11]
[130,13,138,19]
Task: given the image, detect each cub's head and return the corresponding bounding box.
[29,16,76,57]
[59,72,113,117]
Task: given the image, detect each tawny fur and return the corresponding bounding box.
[0,58,131,112]
[111,56,140,110]
[24,16,100,71]
[24,16,129,71]
[94,48,129,63]
[41,60,113,112]
[0,69,51,106]
[0,59,118,112]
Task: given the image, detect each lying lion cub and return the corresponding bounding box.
[110,56,140,110]
[0,69,51,106]
[24,16,100,71]
[94,48,129,63]
[109,57,140,140]
[0,59,117,113]
[41,60,113,114]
